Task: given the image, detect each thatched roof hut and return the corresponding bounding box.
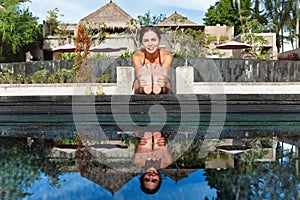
[79,0,133,31]
[156,12,204,31]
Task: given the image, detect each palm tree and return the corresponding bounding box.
[296,0,299,48]
[263,0,295,52]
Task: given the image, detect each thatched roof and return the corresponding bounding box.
[161,169,198,181]
[80,166,134,193]
[157,12,197,26]
[156,12,204,30]
[79,1,133,28]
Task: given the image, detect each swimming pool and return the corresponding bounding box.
[1,94,300,199]
[0,131,298,200]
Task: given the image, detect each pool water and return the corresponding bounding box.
[1,132,299,200]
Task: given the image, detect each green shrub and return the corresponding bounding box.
[119,51,134,58]
[96,73,111,83]
[31,69,49,83]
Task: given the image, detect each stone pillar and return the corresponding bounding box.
[116,67,135,94]
[176,66,194,94]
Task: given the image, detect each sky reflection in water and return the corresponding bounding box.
[25,170,216,200]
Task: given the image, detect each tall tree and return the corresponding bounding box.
[263,0,295,52]
[203,0,237,26]
[0,0,41,62]
[203,0,248,34]
[46,8,63,35]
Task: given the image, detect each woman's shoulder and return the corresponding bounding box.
[132,50,145,65]
[159,49,173,65]
[160,49,173,58]
[133,50,145,58]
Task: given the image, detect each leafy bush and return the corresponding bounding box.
[96,73,111,83]
[119,51,134,58]
[31,69,49,83]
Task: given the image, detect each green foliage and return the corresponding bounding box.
[220,35,229,41]
[46,8,63,35]
[203,0,239,26]
[0,70,15,83]
[241,19,269,59]
[137,10,166,26]
[54,68,76,83]
[0,68,78,84]
[119,51,134,58]
[203,0,253,35]
[96,73,111,83]
[61,52,76,60]
[0,0,41,62]
[0,0,30,8]
[177,28,208,58]
[207,35,217,44]
[0,9,39,54]
[203,0,297,52]
[31,69,49,83]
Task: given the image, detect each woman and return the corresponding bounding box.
[132,26,173,94]
[134,132,173,194]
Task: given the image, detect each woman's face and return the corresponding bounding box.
[142,30,160,54]
[143,168,160,190]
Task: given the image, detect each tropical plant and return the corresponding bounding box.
[119,51,134,58]
[31,69,49,83]
[45,8,63,35]
[74,23,91,72]
[203,0,243,33]
[61,52,76,60]
[137,10,166,26]
[240,19,269,59]
[96,73,111,83]
[262,0,295,52]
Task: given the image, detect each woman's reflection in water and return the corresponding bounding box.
[134,132,173,194]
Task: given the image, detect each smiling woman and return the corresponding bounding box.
[132,26,173,94]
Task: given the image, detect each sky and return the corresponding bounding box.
[24,0,218,25]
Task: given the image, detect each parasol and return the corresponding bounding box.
[90,43,127,53]
[53,44,76,52]
[216,41,252,50]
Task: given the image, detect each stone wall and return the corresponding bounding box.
[1,58,300,83]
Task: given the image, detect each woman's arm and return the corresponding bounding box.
[160,145,173,169]
[161,50,173,71]
[156,50,173,90]
[132,51,147,93]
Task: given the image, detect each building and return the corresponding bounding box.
[43,1,135,59]
[41,1,276,60]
